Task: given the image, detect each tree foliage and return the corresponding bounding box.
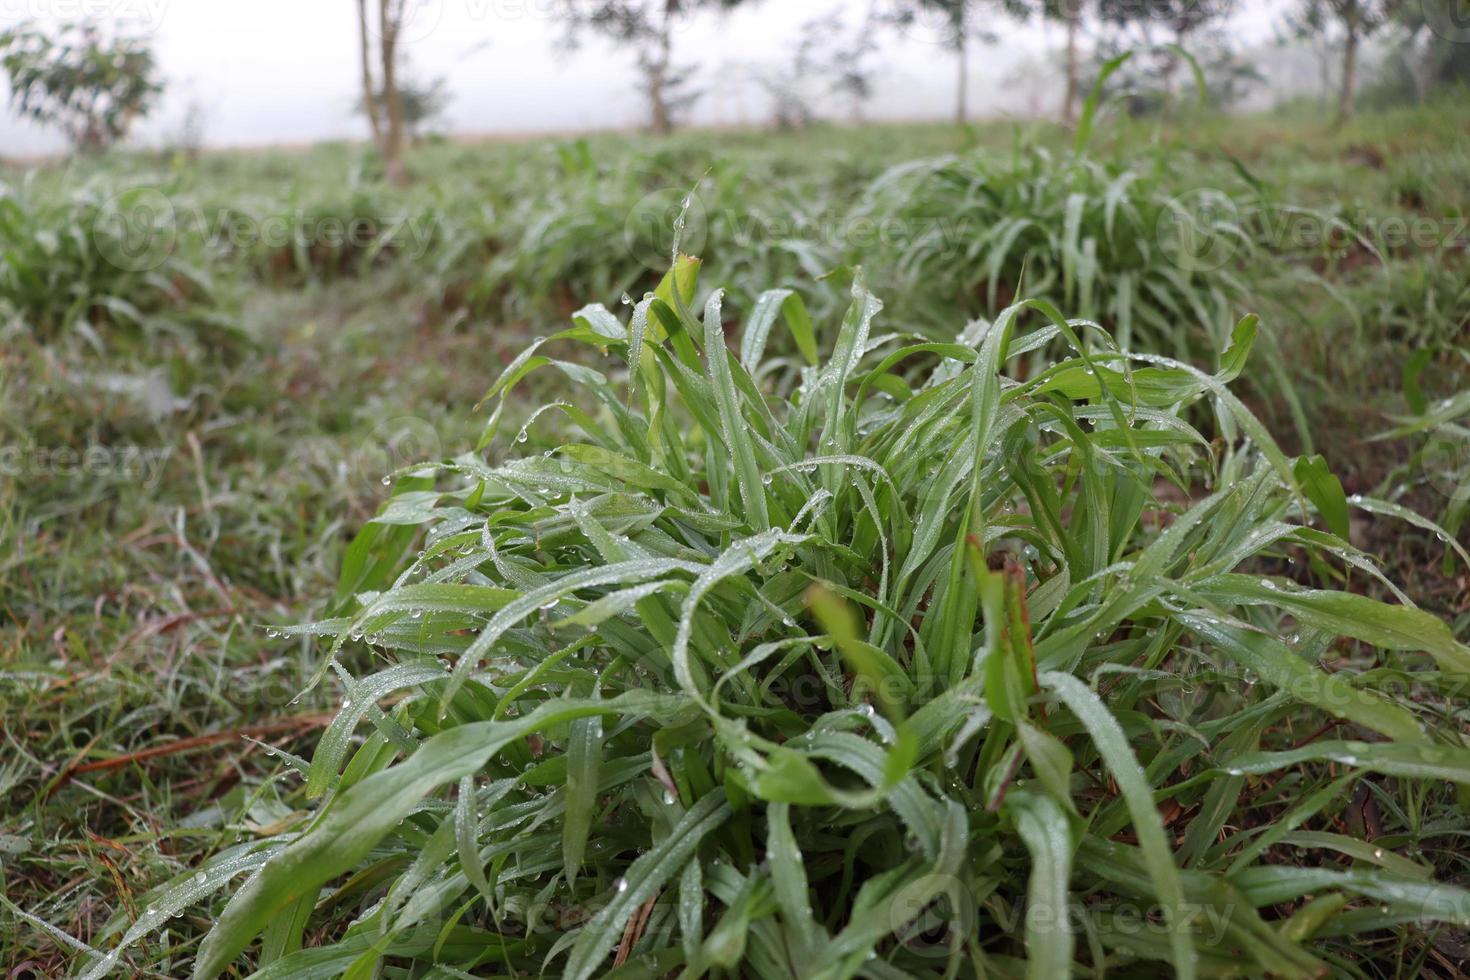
[554,0,757,133]
[1088,0,1245,110]
[1284,0,1405,121]
[355,0,415,185]
[758,7,883,129]
[883,0,1006,123]
[357,73,449,139]
[0,21,163,152]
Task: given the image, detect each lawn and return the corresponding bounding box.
[2,97,1468,978]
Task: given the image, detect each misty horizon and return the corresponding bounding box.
[0,0,1302,157]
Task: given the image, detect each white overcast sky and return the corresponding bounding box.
[0,0,1288,155]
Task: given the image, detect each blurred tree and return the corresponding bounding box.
[757,6,883,129]
[1083,2,1258,117]
[1386,2,1469,103]
[1357,5,1470,108]
[358,74,449,139]
[356,0,414,185]
[0,21,163,153]
[1002,1,1095,124]
[1096,0,1239,99]
[554,0,757,134]
[885,0,1002,124]
[1285,1,1404,123]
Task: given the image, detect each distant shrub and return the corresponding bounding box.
[0,181,227,343]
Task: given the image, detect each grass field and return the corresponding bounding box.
[2,95,1469,978]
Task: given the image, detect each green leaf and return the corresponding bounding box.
[1292,455,1349,539]
[1041,671,1195,980]
[1009,790,1076,980]
[1226,739,1470,786]
[193,693,691,979]
[562,791,731,980]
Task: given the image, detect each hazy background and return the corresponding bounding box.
[1,0,1299,155]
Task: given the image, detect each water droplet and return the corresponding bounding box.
[381,476,392,486]
[194,872,207,885]
[662,790,675,805]
[615,877,629,893]
[1259,578,1276,590]
[1373,848,1384,859]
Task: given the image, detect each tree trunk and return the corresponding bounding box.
[954,15,968,126]
[1338,26,1359,125]
[357,0,383,147]
[648,0,675,134]
[1161,27,1184,99]
[379,0,409,185]
[1062,3,1080,125]
[1405,26,1431,105]
[1317,38,1332,108]
[648,61,672,134]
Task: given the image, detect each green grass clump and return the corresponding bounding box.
[90,253,1470,979]
[0,180,226,343]
[227,189,441,286]
[429,148,854,324]
[854,144,1263,359]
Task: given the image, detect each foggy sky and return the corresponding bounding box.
[0,0,1284,156]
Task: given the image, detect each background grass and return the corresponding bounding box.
[1,95,1468,977]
